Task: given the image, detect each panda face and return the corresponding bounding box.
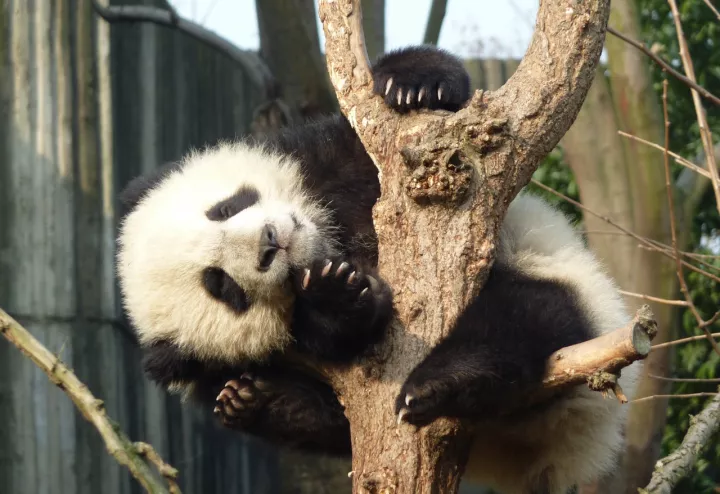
[117,143,336,362]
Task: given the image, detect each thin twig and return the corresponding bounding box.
[649,374,720,383]
[617,131,711,178]
[618,290,690,307]
[607,26,720,107]
[653,332,720,349]
[662,79,720,357]
[667,0,720,216]
[702,0,720,21]
[531,179,720,284]
[642,390,720,493]
[631,392,718,404]
[0,308,180,494]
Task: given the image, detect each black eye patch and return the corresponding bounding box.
[205,186,260,221]
[202,267,250,313]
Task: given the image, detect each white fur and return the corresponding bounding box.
[117,142,337,362]
[119,140,638,492]
[464,193,641,493]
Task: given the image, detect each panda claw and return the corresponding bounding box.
[405,394,414,406]
[336,262,350,277]
[360,287,370,298]
[385,77,393,96]
[302,269,311,289]
[418,87,425,103]
[397,408,409,425]
[321,260,333,277]
[213,405,221,415]
[405,89,414,105]
[347,271,357,284]
[239,372,254,381]
[397,88,403,106]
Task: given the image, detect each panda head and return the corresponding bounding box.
[116,142,337,363]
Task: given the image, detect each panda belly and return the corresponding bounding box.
[464,382,636,494]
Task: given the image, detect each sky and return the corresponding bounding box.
[168,0,539,59]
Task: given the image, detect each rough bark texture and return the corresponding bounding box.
[641,391,720,494]
[317,0,612,492]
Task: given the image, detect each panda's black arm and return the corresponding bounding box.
[214,367,352,456]
[142,341,352,455]
[396,266,596,425]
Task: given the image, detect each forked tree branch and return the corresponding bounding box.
[316,1,622,492]
[0,308,180,494]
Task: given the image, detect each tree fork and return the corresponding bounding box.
[316,0,618,492]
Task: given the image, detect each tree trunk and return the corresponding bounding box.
[256,0,337,119]
[318,0,612,491]
[361,0,385,61]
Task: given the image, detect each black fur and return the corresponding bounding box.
[205,185,261,221]
[202,267,250,313]
[394,265,595,426]
[290,257,393,362]
[120,47,597,466]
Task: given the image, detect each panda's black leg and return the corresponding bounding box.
[214,368,351,456]
[291,257,393,362]
[395,266,595,426]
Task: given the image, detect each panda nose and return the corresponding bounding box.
[257,224,280,271]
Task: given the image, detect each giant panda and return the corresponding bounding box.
[116,45,639,494]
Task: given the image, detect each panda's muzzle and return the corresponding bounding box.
[257,224,281,271]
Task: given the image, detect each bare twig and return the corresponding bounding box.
[662,78,720,357]
[618,290,690,307]
[632,392,719,404]
[649,374,720,384]
[641,390,720,493]
[702,0,720,21]
[606,26,720,107]
[0,308,180,494]
[617,131,711,179]
[667,0,720,215]
[89,0,275,97]
[653,332,720,350]
[532,179,720,284]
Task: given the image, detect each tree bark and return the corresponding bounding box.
[317,0,612,492]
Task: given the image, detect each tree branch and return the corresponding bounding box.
[606,26,720,107]
[317,0,615,492]
[423,0,448,45]
[640,391,720,494]
[0,307,180,494]
[90,0,275,97]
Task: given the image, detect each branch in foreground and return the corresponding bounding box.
[0,308,180,494]
[640,390,720,494]
[541,306,656,403]
[90,1,275,97]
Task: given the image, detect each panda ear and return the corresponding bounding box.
[118,162,181,217]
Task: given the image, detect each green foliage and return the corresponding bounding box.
[639,1,720,491]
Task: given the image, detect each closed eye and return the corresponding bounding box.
[202,267,250,313]
[206,186,260,221]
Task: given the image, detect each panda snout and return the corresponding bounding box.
[257,224,281,272]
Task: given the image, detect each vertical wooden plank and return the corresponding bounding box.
[482,58,505,90]
[463,59,485,93]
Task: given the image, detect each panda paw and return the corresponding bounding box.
[214,373,273,429]
[372,46,471,114]
[394,375,458,427]
[295,258,381,310]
